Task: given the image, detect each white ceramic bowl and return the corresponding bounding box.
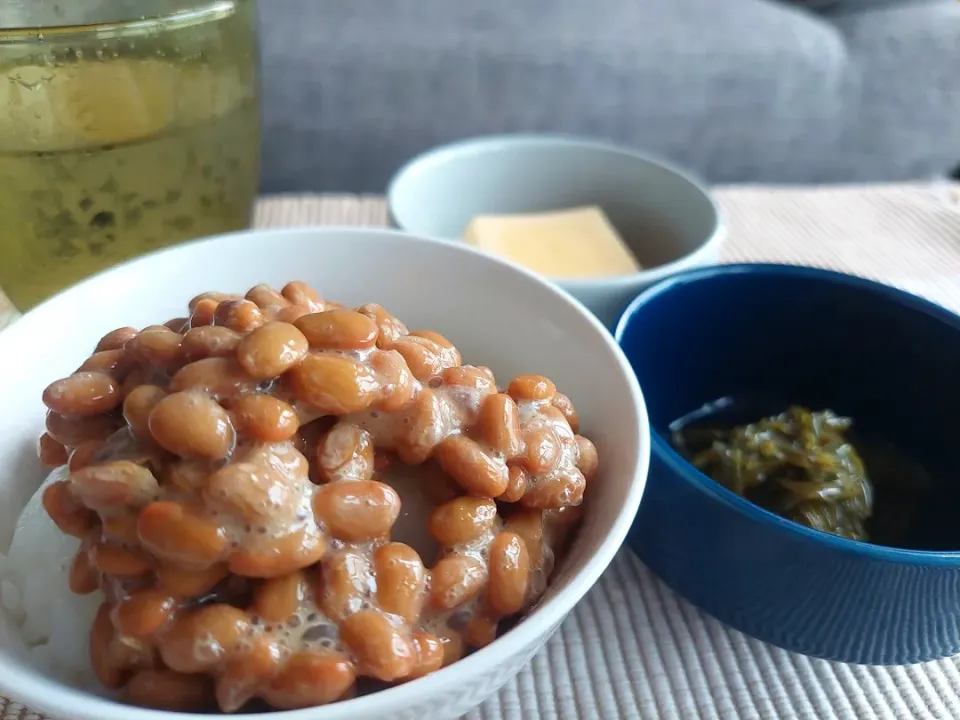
[0,227,649,720]
[387,135,725,328]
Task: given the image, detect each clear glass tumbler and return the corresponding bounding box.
[0,0,261,310]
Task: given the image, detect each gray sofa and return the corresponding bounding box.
[258,0,960,193]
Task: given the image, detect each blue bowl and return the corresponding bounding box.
[615,263,960,665]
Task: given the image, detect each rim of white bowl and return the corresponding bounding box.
[0,226,651,720]
[386,133,727,288]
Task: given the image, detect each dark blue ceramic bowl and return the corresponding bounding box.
[615,263,960,665]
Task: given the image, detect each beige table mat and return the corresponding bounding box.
[4,184,960,720]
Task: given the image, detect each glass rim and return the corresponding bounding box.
[0,0,239,35]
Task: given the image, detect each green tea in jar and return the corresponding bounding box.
[0,0,261,310]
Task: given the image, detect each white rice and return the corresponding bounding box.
[0,467,102,689]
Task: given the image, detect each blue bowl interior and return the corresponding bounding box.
[617,264,960,552]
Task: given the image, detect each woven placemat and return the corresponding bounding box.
[4,184,960,720]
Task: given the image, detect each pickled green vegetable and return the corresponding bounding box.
[672,406,874,541]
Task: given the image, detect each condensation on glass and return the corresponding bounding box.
[0,1,261,309]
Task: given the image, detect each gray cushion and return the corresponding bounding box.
[823,1,960,178]
[258,0,960,191]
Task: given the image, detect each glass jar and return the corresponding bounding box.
[0,0,261,310]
